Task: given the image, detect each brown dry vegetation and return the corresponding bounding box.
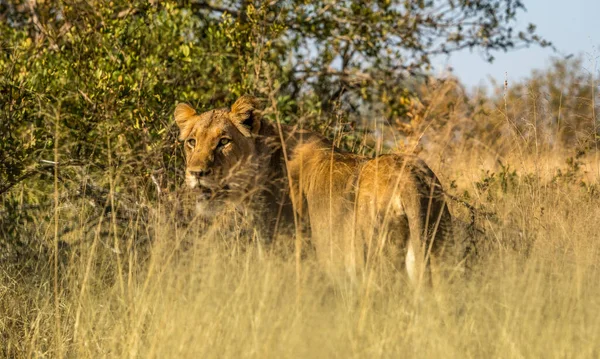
[2,78,600,358]
[3,2,599,357]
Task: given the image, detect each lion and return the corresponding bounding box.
[174,97,294,242]
[175,95,456,286]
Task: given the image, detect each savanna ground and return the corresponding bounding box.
[2,1,600,358]
[2,116,600,358]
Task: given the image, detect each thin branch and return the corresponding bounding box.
[0,160,103,196]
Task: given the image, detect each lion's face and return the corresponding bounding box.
[174,96,263,214]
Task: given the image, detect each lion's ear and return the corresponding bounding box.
[174,103,196,140]
[230,95,262,136]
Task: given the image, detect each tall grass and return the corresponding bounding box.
[2,141,600,358]
[2,73,600,357]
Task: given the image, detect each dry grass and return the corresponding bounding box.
[2,145,599,358]
[2,79,600,358]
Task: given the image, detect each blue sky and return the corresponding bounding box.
[436,0,600,89]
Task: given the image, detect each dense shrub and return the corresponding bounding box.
[0,0,556,260]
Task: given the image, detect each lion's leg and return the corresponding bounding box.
[402,189,434,289]
[404,238,434,287]
[405,239,417,284]
[309,208,364,285]
[406,239,428,286]
[344,215,365,283]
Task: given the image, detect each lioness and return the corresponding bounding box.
[175,95,455,285]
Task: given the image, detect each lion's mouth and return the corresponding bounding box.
[193,183,231,201]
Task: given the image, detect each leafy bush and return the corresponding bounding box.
[0,0,552,262]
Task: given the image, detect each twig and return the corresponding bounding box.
[444,191,497,221]
[151,175,162,196]
[0,160,103,196]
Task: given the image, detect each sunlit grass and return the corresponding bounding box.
[2,146,600,358]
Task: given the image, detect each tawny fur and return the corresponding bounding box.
[175,95,455,285]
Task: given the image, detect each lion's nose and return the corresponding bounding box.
[190,168,213,178]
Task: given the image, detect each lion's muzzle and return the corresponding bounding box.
[185,168,216,191]
[189,168,213,178]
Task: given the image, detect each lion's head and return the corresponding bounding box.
[174,96,266,215]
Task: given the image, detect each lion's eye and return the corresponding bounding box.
[218,138,231,147]
[186,138,196,148]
